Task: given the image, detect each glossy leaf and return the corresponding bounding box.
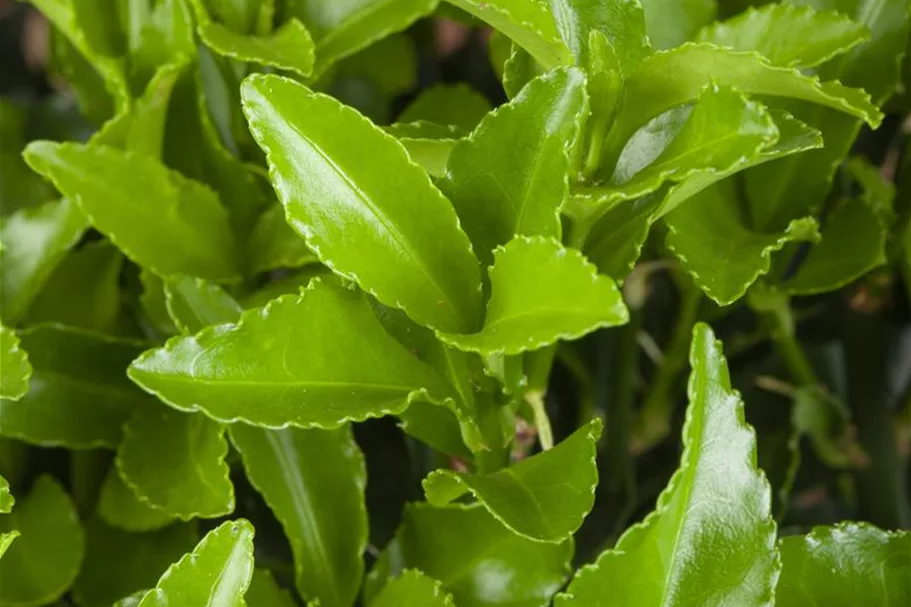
[550,0,651,70]
[242,74,482,333]
[697,3,869,68]
[386,122,463,178]
[0,326,30,402]
[248,203,318,275]
[444,0,571,68]
[0,476,85,607]
[163,276,243,334]
[371,570,455,607]
[129,279,454,428]
[424,418,601,542]
[398,84,492,131]
[441,237,628,355]
[369,503,572,607]
[442,67,587,267]
[556,324,778,607]
[117,404,234,520]
[665,180,821,305]
[640,0,717,50]
[72,519,197,607]
[230,425,367,607]
[777,523,911,607]
[137,519,254,607]
[97,465,177,533]
[24,142,239,282]
[0,327,145,448]
[198,19,316,77]
[0,198,87,324]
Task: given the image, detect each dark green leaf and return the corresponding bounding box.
[397,84,492,131]
[371,570,455,607]
[0,326,30,402]
[230,425,367,607]
[242,74,482,333]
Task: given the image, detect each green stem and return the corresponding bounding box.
[525,391,554,451]
[474,392,509,474]
[632,278,701,453]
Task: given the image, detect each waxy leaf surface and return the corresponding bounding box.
[198,19,315,77]
[248,204,317,275]
[137,520,254,607]
[550,0,651,70]
[0,476,84,607]
[164,276,243,334]
[557,324,778,606]
[230,425,367,607]
[388,122,463,178]
[129,280,454,428]
[441,237,628,355]
[424,419,601,542]
[24,142,239,282]
[442,68,587,267]
[242,74,482,333]
[371,570,455,607]
[0,326,30,401]
[777,523,911,607]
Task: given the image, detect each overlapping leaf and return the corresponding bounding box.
[371,570,455,607]
[0,326,30,401]
[97,466,177,533]
[247,204,318,275]
[398,83,492,131]
[163,276,243,334]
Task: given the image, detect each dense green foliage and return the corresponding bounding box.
[0,0,910,605]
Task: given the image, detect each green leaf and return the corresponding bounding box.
[0,326,31,402]
[72,519,197,607]
[0,476,85,607]
[777,523,910,606]
[780,198,887,294]
[117,404,234,520]
[665,180,821,305]
[329,33,418,98]
[371,570,455,607]
[97,465,177,533]
[248,204,318,275]
[230,425,367,607]
[129,279,454,428]
[0,198,87,324]
[286,0,438,72]
[444,0,571,68]
[0,533,15,562]
[241,74,482,333]
[25,241,124,333]
[163,276,243,334]
[556,324,778,607]
[440,237,628,355]
[697,3,868,68]
[0,327,145,449]
[640,0,717,50]
[442,67,588,268]
[386,122,463,178]
[368,503,572,607]
[137,519,254,607]
[245,570,296,607]
[601,42,883,168]
[397,84,492,131]
[549,0,651,70]
[197,19,316,78]
[578,193,661,279]
[0,101,56,217]
[0,475,12,514]
[24,142,239,282]
[423,418,601,542]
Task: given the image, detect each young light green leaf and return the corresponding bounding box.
[0,198,87,324]
[0,533,15,562]
[0,326,31,402]
[246,570,296,607]
[697,3,869,68]
[665,180,821,305]
[780,198,887,295]
[0,327,146,448]
[776,523,910,607]
[25,241,124,333]
[97,465,177,533]
[198,19,316,77]
[601,42,883,167]
[397,84,492,131]
[556,323,778,607]
[248,204,318,275]
[371,570,455,607]
[442,67,587,268]
[367,503,572,607]
[0,476,85,607]
[423,418,601,543]
[550,0,651,70]
[230,425,367,607]
[129,279,455,429]
[0,475,12,514]
[444,0,571,68]
[639,0,716,50]
[117,405,234,520]
[164,276,243,334]
[137,520,254,607]
[24,142,239,282]
[440,237,628,356]
[242,74,482,333]
[72,518,197,607]
[386,122,463,178]
[286,0,437,72]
